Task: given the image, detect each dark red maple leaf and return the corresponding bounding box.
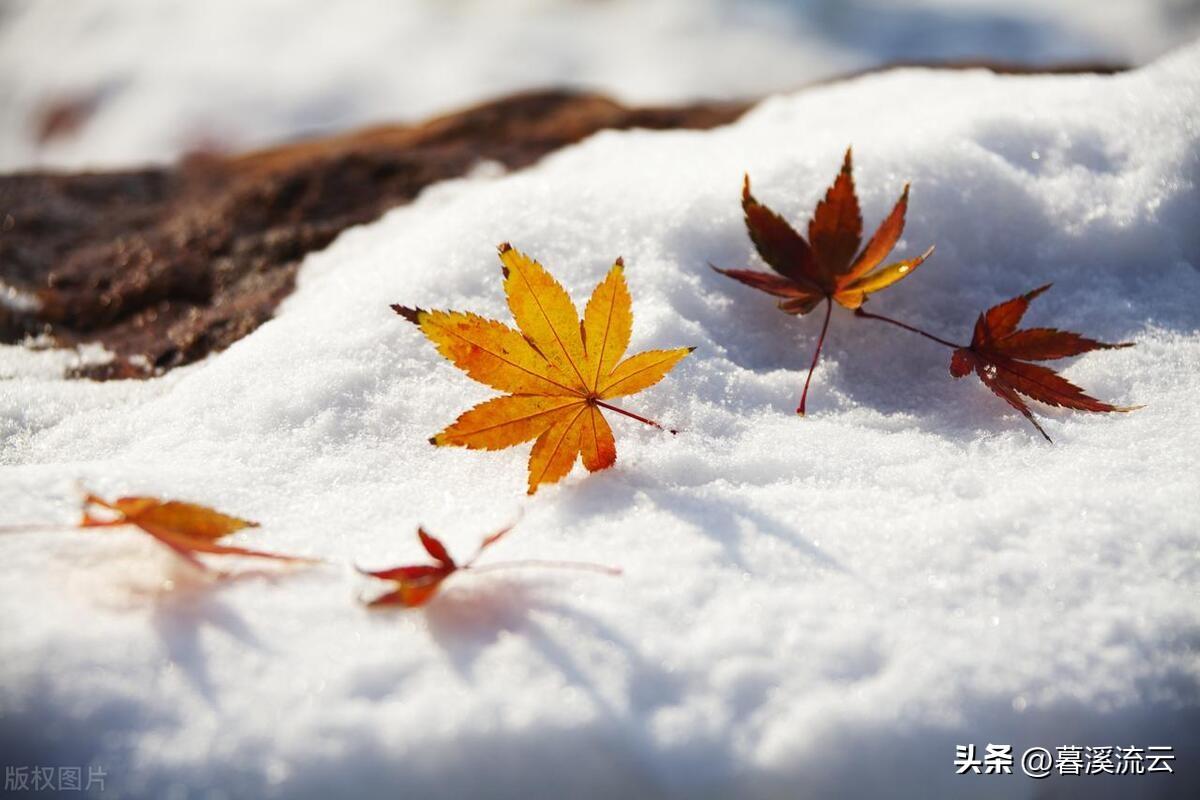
[714,148,934,414]
[948,284,1138,441]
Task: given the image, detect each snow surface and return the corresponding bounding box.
[3,42,1200,799]
[2,0,1200,170]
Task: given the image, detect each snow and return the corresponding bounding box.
[2,0,1200,170]
[3,41,1200,799]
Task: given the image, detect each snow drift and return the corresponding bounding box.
[2,42,1199,799]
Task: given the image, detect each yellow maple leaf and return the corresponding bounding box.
[394,243,693,493]
[79,493,313,569]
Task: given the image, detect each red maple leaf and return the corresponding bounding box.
[359,524,619,608]
[714,148,934,413]
[948,285,1138,440]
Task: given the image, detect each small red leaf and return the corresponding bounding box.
[476,522,515,554]
[368,580,446,608]
[363,524,617,609]
[360,564,449,583]
[418,527,456,568]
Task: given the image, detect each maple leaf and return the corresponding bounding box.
[714,148,934,413]
[359,523,619,608]
[947,284,1137,441]
[78,493,312,569]
[394,243,693,494]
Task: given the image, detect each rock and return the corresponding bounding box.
[0,90,747,378]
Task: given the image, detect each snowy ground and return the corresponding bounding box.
[3,38,1200,800]
[2,0,1200,170]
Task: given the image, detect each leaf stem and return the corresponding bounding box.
[853,307,962,349]
[593,399,677,435]
[798,297,834,415]
[467,560,623,576]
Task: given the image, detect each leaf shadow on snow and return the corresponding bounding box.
[1154,148,1200,279]
[973,120,1127,177]
[418,580,738,796]
[348,582,701,798]
[146,569,281,703]
[422,579,700,757]
[426,578,682,708]
[557,471,849,577]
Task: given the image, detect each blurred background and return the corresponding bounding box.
[1,0,1198,171]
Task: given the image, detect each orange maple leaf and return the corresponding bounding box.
[948,285,1138,441]
[359,523,619,608]
[714,148,934,413]
[79,493,312,569]
[394,243,693,494]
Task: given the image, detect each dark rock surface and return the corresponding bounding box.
[0,90,747,378]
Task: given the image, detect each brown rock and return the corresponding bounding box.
[0,90,747,379]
